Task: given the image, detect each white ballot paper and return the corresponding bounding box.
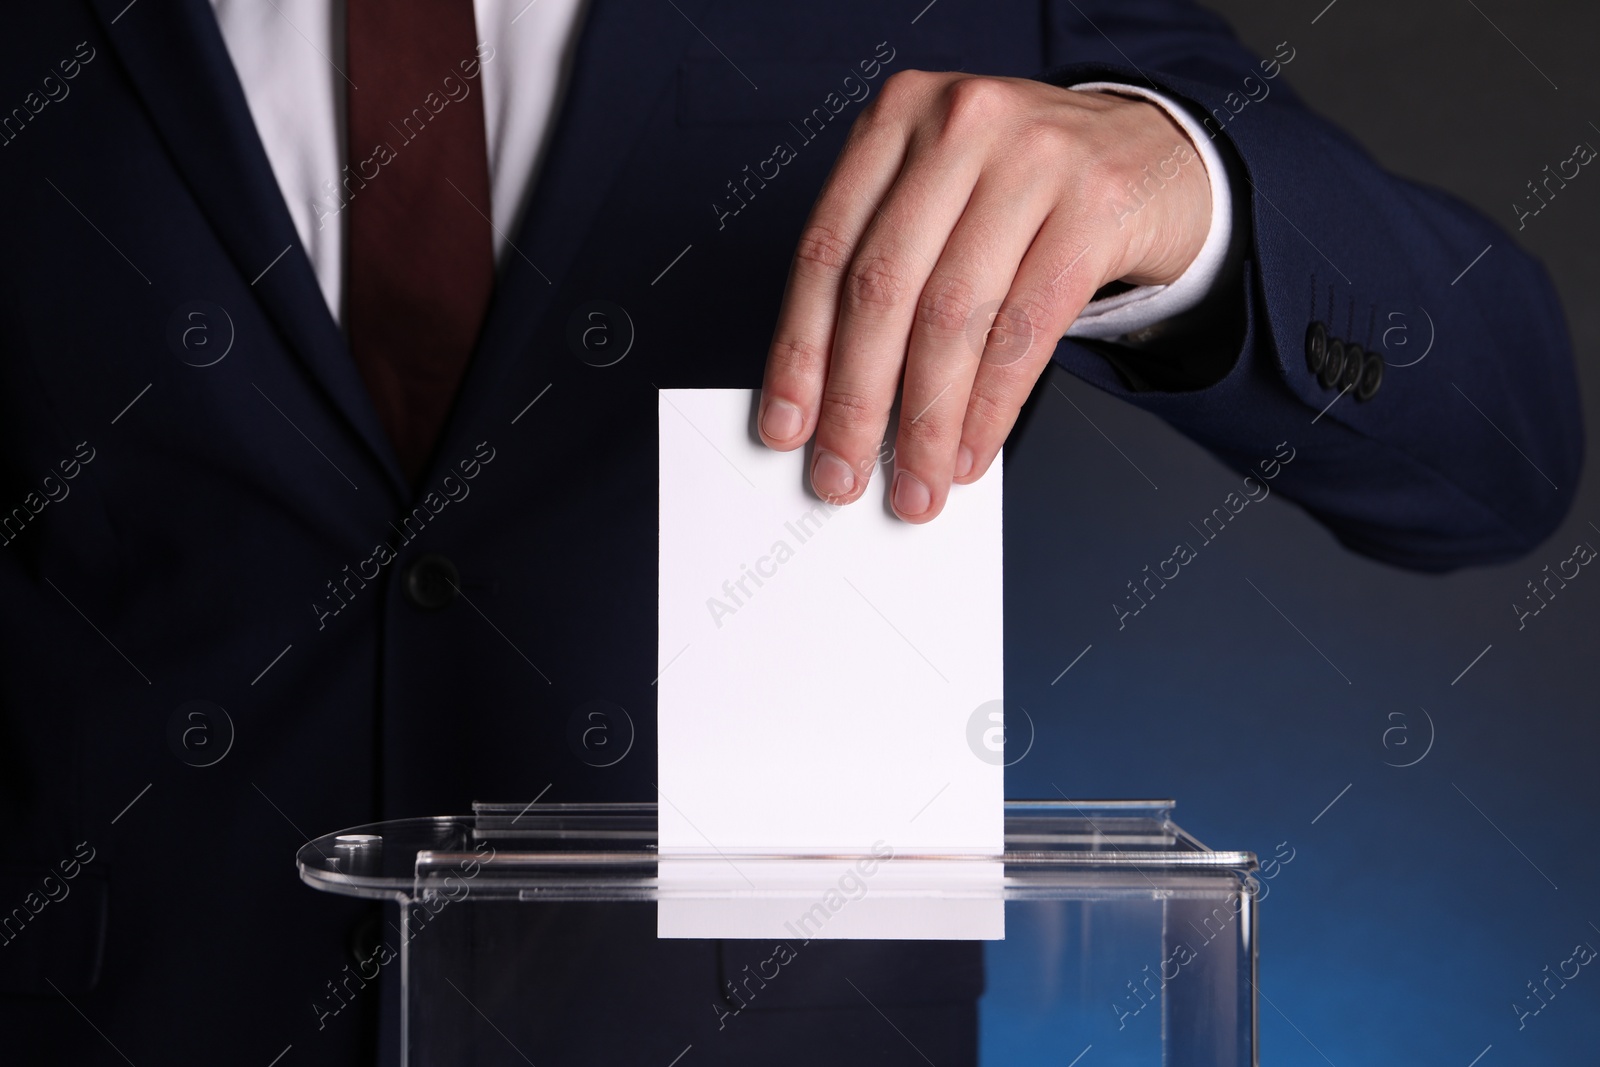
[657,388,1004,940]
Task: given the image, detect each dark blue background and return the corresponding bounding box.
[1003,2,1599,1061]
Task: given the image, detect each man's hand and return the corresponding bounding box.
[757,71,1212,521]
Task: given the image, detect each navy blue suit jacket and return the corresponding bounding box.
[0,0,1581,1064]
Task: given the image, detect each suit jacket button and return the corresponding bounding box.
[1355,351,1384,401]
[403,554,459,610]
[1305,321,1328,375]
[1318,339,1346,390]
[1338,343,1365,392]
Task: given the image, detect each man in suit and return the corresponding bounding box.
[0,0,1579,1064]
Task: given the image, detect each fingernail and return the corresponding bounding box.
[762,398,802,442]
[812,450,856,500]
[892,470,931,517]
[955,444,975,479]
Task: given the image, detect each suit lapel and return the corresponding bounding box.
[87,0,409,498]
[431,0,713,466]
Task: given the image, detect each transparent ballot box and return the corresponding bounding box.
[298,801,1258,1066]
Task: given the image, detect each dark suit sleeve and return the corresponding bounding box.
[1033,1,1583,572]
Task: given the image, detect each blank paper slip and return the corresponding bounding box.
[656,388,1005,937]
[656,855,1003,941]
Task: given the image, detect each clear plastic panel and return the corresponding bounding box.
[300,801,1257,1066]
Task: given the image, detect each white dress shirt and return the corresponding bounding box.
[208,0,1231,342]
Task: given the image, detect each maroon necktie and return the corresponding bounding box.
[346,0,495,483]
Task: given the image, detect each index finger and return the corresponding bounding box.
[757,102,913,475]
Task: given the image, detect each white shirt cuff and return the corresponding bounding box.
[1062,81,1234,342]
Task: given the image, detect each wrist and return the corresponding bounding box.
[1085,92,1213,288]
